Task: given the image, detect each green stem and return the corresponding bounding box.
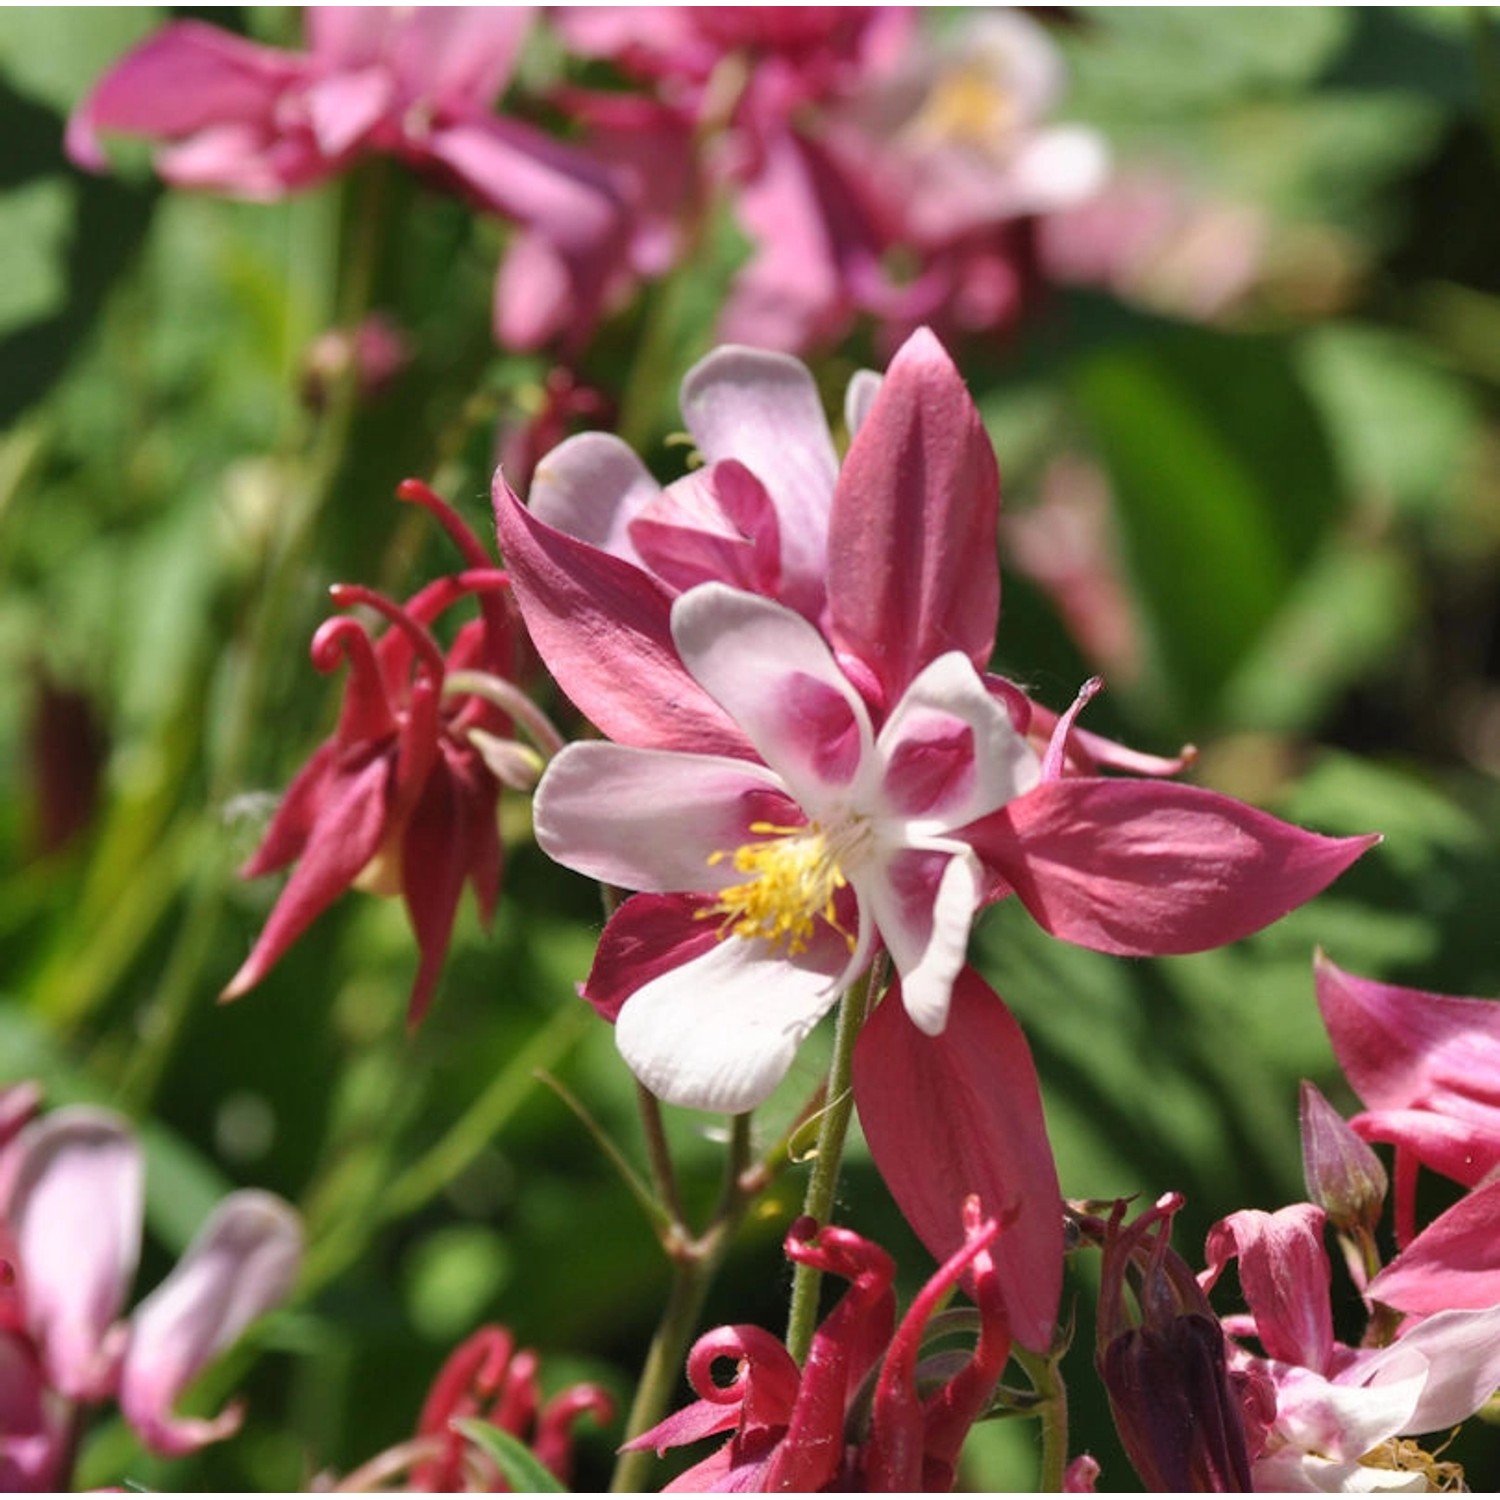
[783,961,883,1363]
[1472,8,1500,176]
[1015,1347,1070,1493]
[609,1113,753,1494]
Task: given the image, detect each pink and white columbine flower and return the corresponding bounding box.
[1202,1202,1500,1491]
[0,1093,302,1486]
[534,580,1039,1113]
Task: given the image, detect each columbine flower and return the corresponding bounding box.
[534,579,1039,1112]
[1314,951,1500,1245]
[1201,1200,1500,1491]
[225,482,521,1025]
[330,1324,613,1492]
[627,1201,1009,1492]
[67,9,625,352]
[0,1095,301,1486]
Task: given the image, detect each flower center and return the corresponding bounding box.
[702,820,865,956]
[909,64,1019,155]
[1359,1436,1464,1491]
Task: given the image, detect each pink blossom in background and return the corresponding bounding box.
[0,1098,301,1486]
[68,8,627,352]
[225,483,520,1026]
[628,1202,1010,1492]
[1314,951,1500,1245]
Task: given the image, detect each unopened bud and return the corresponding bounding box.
[1299,1080,1387,1233]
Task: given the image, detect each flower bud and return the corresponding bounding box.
[1299,1079,1387,1234]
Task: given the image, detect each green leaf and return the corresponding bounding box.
[453,1418,567,1494]
[1073,330,1341,729]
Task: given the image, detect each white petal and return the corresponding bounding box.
[877,652,1040,829]
[671,584,875,808]
[844,369,881,439]
[863,846,980,1035]
[535,742,787,892]
[616,940,842,1112]
[528,432,662,566]
[679,346,836,606]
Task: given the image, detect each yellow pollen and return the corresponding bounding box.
[701,821,856,956]
[1359,1435,1465,1491]
[909,64,1019,153]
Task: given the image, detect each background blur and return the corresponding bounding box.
[3,7,1500,1489]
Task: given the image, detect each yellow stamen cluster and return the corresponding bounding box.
[701,821,854,956]
[1359,1436,1465,1491]
[909,64,1019,153]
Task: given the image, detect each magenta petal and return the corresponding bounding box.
[1367,1177,1500,1315]
[491,476,749,756]
[66,21,306,172]
[6,1109,143,1402]
[969,779,1379,956]
[1200,1205,1334,1371]
[120,1191,302,1458]
[582,895,721,1024]
[852,967,1062,1352]
[828,327,1000,705]
[221,752,392,1000]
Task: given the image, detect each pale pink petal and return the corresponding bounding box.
[1201,1205,1334,1372]
[679,344,838,619]
[1364,1305,1500,1432]
[1265,1363,1425,1468]
[493,230,577,351]
[302,66,393,158]
[860,846,980,1035]
[528,432,661,566]
[853,968,1063,1353]
[491,476,749,756]
[670,584,873,804]
[1003,127,1111,213]
[1367,1178,1500,1315]
[534,742,788,892]
[844,369,881,438]
[616,938,844,1112]
[7,1109,142,1402]
[629,463,781,597]
[66,21,306,172]
[120,1191,302,1458]
[154,122,336,198]
[876,652,1039,827]
[969,779,1379,956]
[828,327,1001,707]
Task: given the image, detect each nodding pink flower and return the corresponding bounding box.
[224,481,521,1026]
[67,9,626,353]
[1201,1200,1500,1491]
[0,1096,301,1487]
[626,1201,1010,1493]
[402,1325,612,1492]
[1314,951,1500,1246]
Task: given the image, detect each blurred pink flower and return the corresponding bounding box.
[1202,1201,1500,1491]
[225,482,520,1025]
[68,9,626,352]
[1314,951,1500,1245]
[627,1201,1009,1492]
[0,1098,300,1486]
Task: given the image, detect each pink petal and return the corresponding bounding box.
[852,968,1063,1352]
[968,779,1379,956]
[1368,1304,1500,1432]
[827,327,1001,707]
[1313,954,1500,1121]
[66,21,307,172]
[491,476,749,756]
[1349,1107,1500,1192]
[7,1109,142,1402]
[1367,1177,1500,1315]
[0,1333,66,1490]
[534,743,790,893]
[120,1191,302,1458]
[670,585,873,804]
[679,344,838,620]
[221,752,392,1000]
[302,66,393,158]
[1201,1205,1334,1372]
[616,936,845,1112]
[383,7,532,109]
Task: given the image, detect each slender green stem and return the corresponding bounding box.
[638,1082,689,1230]
[1015,1347,1070,1492]
[784,961,883,1363]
